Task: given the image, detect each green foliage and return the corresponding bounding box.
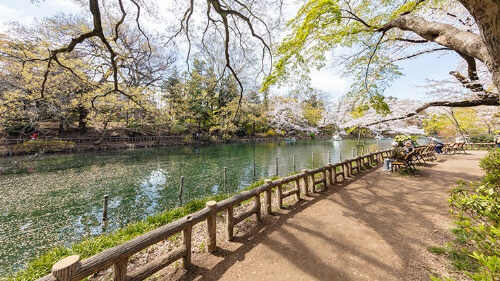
[222,133,232,141]
[261,0,342,92]
[446,149,500,280]
[14,140,75,154]
[393,135,418,146]
[266,128,277,137]
[469,134,494,143]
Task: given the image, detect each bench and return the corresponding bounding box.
[391,151,416,174]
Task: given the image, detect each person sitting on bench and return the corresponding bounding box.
[431,137,444,154]
[383,142,405,171]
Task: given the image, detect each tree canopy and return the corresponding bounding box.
[263,0,500,111]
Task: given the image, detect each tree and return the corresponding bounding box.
[266,96,318,135]
[263,0,500,112]
[0,10,175,135]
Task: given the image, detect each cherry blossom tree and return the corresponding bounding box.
[266,96,318,135]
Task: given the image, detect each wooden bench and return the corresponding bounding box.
[391,151,416,174]
[444,142,466,154]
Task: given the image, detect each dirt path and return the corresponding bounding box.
[164,151,486,281]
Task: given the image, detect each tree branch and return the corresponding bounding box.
[364,96,499,127]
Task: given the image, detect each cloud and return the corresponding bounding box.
[310,68,348,97]
[0,4,27,30]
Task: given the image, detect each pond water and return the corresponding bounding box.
[0,138,398,276]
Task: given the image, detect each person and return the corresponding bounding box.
[403,140,415,154]
[383,142,405,171]
[30,133,38,140]
[432,137,444,154]
[494,131,500,148]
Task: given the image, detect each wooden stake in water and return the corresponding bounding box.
[311,152,315,167]
[179,176,184,205]
[102,195,109,223]
[352,148,355,158]
[224,167,228,189]
[253,161,256,181]
[339,149,342,161]
[275,157,279,176]
[292,154,296,172]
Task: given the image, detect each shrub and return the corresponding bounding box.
[222,133,232,141]
[14,140,75,154]
[393,135,419,146]
[265,128,276,137]
[447,149,500,280]
[469,134,494,143]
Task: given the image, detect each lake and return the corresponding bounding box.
[0,138,397,275]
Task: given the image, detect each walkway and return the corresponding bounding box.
[165,151,487,281]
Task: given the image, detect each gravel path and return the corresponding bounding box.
[162,151,486,281]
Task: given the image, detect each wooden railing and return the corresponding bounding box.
[462,143,497,150]
[36,150,391,281]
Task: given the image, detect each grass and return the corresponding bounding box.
[428,240,479,279]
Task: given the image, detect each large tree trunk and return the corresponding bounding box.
[382,10,500,95]
[459,0,500,96]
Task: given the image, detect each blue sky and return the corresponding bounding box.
[0,0,462,102]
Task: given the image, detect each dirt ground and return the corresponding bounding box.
[157,151,486,281]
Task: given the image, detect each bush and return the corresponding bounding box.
[447,149,500,280]
[222,133,232,141]
[393,135,419,146]
[266,129,277,137]
[14,140,75,154]
[469,134,494,143]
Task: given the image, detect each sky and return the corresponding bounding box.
[0,0,462,102]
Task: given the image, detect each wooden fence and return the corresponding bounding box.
[34,144,497,281]
[462,143,497,150]
[36,150,391,281]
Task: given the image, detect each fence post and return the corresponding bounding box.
[114,259,127,281]
[182,222,192,269]
[227,206,234,241]
[294,178,301,201]
[276,183,283,209]
[310,172,317,193]
[264,179,273,215]
[254,193,262,222]
[102,195,109,223]
[326,163,333,188]
[302,169,309,196]
[51,255,81,281]
[206,201,217,253]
